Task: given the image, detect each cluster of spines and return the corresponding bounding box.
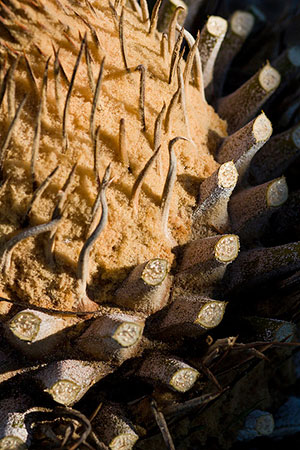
[0,0,299,448]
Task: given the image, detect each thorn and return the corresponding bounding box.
[136,64,146,131]
[119,7,129,72]
[62,34,86,151]
[23,52,39,96]
[183,30,200,88]
[177,25,205,97]
[118,118,129,167]
[149,0,163,35]
[128,0,142,20]
[140,0,150,24]
[131,145,161,214]
[93,125,101,188]
[154,102,166,177]
[161,137,188,244]
[77,165,111,300]
[90,57,105,140]
[46,163,78,265]
[31,57,50,190]
[22,166,59,228]
[168,5,185,54]
[0,217,61,274]
[161,32,168,60]
[0,95,27,174]
[177,62,192,141]
[85,39,95,94]
[164,85,180,133]
[0,66,9,109]
[168,26,184,84]
[6,56,19,121]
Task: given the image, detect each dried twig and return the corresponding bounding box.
[150,399,175,450]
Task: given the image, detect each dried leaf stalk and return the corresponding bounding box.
[229,176,288,242]
[216,112,272,183]
[213,10,255,98]
[199,15,228,89]
[193,161,238,237]
[226,241,300,293]
[138,352,199,393]
[115,258,171,315]
[250,122,300,184]
[154,296,227,338]
[218,62,281,133]
[0,395,33,449]
[35,359,112,406]
[4,309,78,359]
[76,313,144,363]
[92,403,139,450]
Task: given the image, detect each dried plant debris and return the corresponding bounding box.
[0,0,299,449]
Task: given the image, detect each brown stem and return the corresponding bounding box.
[154,296,227,339]
[199,15,228,89]
[216,112,272,184]
[229,176,288,242]
[138,353,199,393]
[174,234,240,296]
[218,62,281,133]
[0,394,33,448]
[92,404,139,450]
[115,258,171,315]
[5,308,78,359]
[225,241,300,293]
[76,313,144,364]
[193,161,238,238]
[213,11,255,98]
[35,359,113,406]
[62,34,86,150]
[250,122,300,184]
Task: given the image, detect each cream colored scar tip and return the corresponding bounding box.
[195,301,226,328]
[214,234,240,263]
[266,177,288,208]
[9,311,41,341]
[207,16,228,37]
[218,161,238,189]
[253,112,272,141]
[288,46,300,66]
[230,11,254,37]
[292,125,300,148]
[141,258,168,285]
[113,322,143,347]
[48,380,80,405]
[258,64,281,92]
[170,368,199,392]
